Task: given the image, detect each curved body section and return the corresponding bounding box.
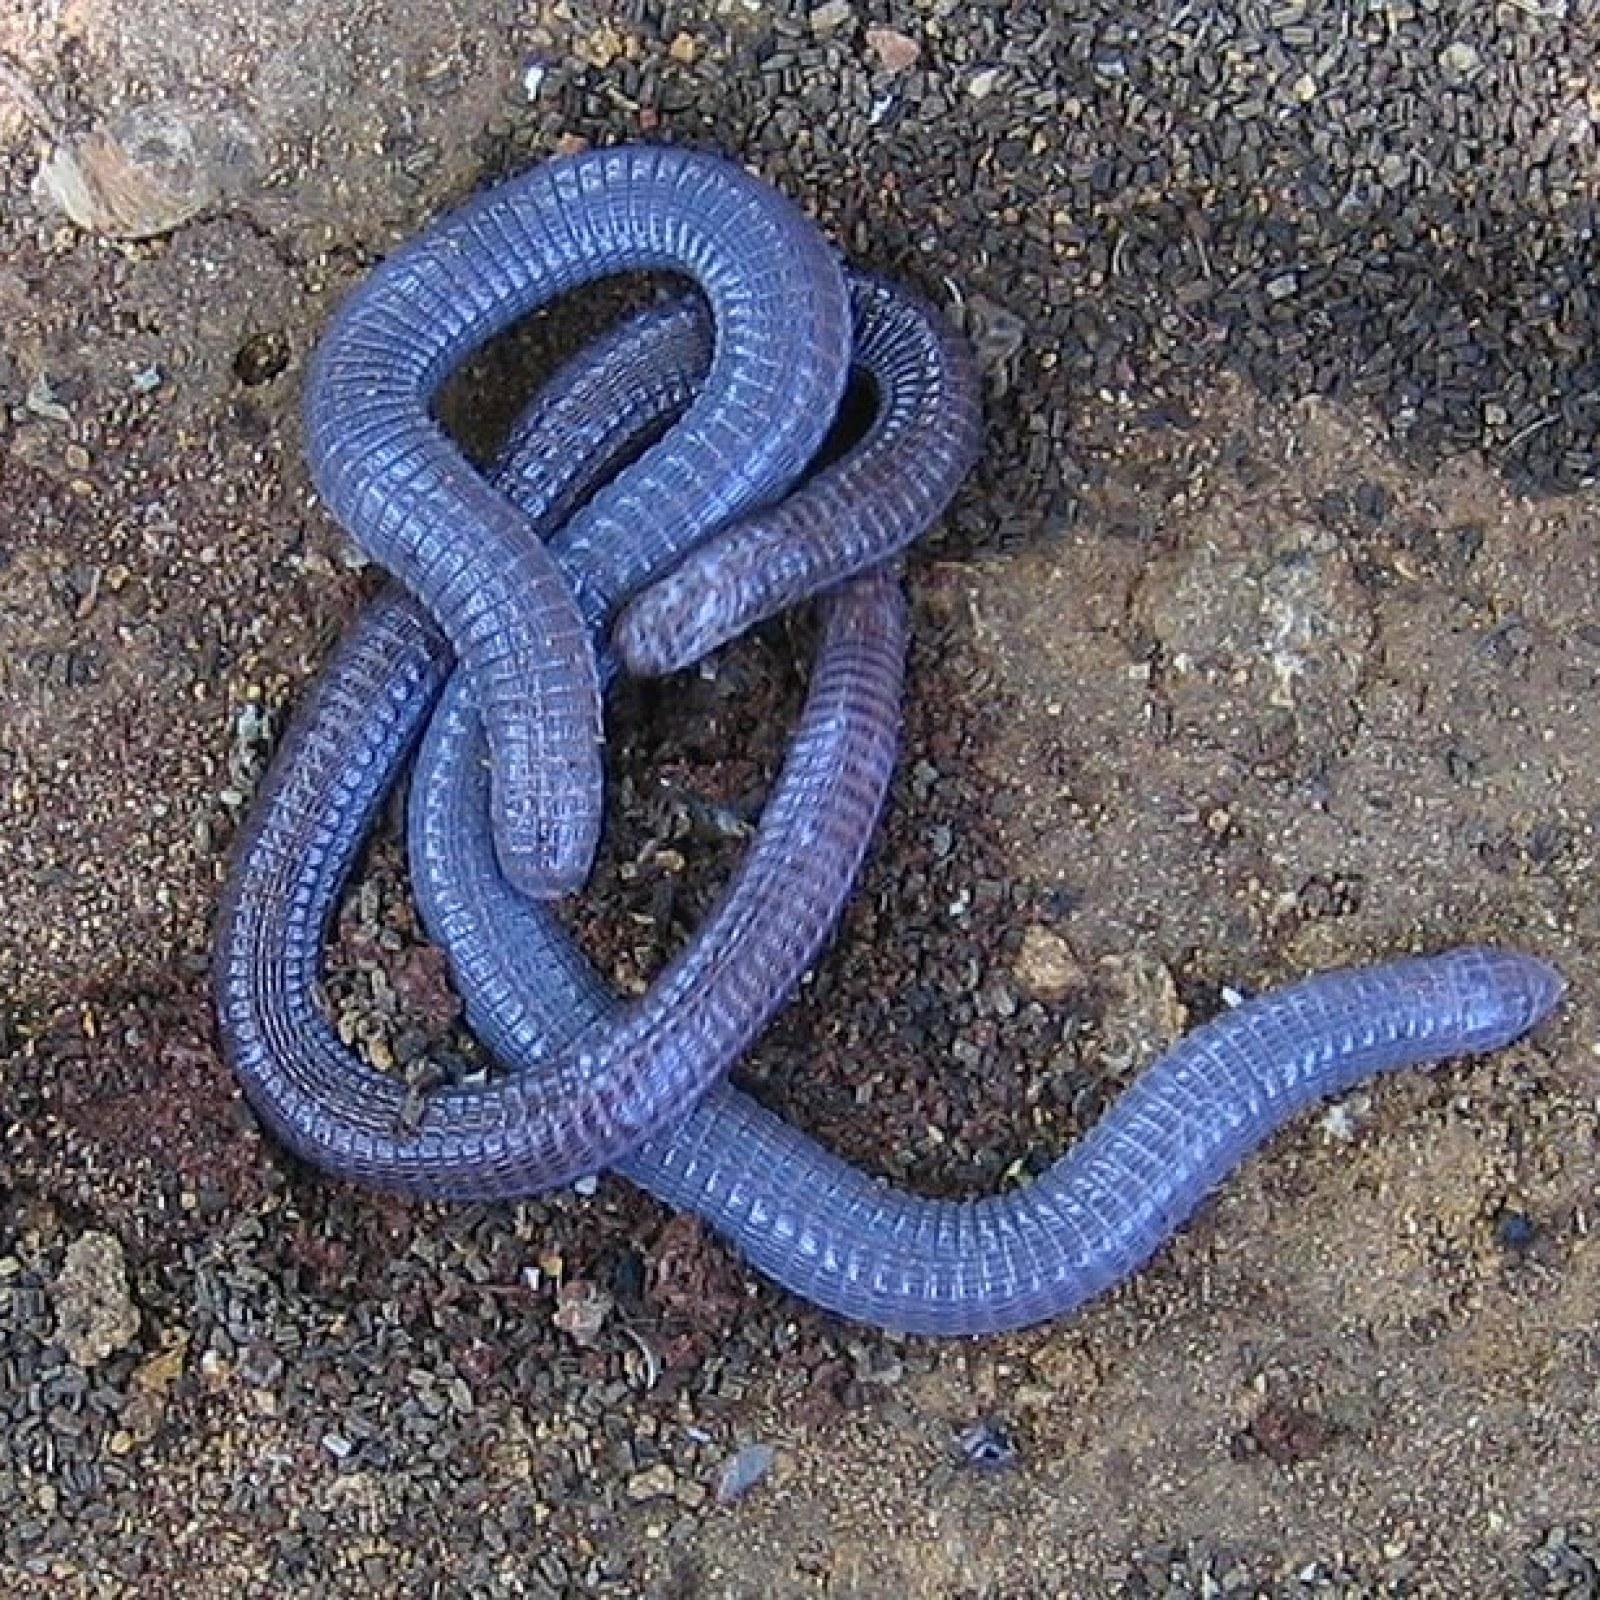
[220,148,1564,1333]
[213,569,904,1199]
[617,274,983,676]
[220,270,937,1197]
[305,144,852,897]
[629,946,1560,1333]
[415,699,1562,1330]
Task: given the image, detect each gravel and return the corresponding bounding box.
[714,1442,776,1506]
[2,0,1598,1593]
[50,1231,140,1368]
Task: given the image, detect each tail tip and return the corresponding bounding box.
[1458,946,1566,1051]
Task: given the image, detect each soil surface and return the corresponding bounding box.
[3,2,1598,1597]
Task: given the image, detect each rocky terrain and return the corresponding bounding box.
[2,2,1598,1595]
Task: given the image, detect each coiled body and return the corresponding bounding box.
[219,272,973,1197]
[219,570,1562,1332]
[413,671,1563,1334]
[217,152,1562,1328]
[305,144,854,898]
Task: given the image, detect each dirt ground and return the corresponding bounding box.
[2,2,1599,1597]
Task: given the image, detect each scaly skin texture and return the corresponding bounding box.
[304,143,852,899]
[218,277,968,1198]
[417,751,1566,1334]
[218,225,1564,1330]
[612,272,981,676]
[213,574,906,1199]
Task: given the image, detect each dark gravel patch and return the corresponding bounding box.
[4,0,1600,1594]
[486,0,1600,527]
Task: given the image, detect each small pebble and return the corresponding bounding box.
[864,25,919,73]
[25,373,72,423]
[1012,926,1081,1003]
[552,1278,614,1346]
[52,1230,140,1368]
[956,1418,1018,1473]
[627,1464,677,1502]
[35,101,259,239]
[716,1442,776,1504]
[1495,1210,1536,1252]
[809,0,853,35]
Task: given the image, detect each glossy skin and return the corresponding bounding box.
[217,279,970,1198]
[213,574,908,1199]
[425,797,1564,1335]
[218,235,1564,1331]
[613,273,980,677]
[305,143,853,899]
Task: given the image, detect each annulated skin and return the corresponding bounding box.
[419,748,1563,1334]
[304,143,854,900]
[612,271,981,677]
[216,278,973,1198]
[217,258,1563,1332]
[213,573,907,1198]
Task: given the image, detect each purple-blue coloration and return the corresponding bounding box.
[217,146,1564,1335]
[417,678,1562,1331]
[219,252,1555,1337]
[613,272,979,676]
[217,276,970,1199]
[304,144,853,899]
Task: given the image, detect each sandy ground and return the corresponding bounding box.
[2,2,1598,1596]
